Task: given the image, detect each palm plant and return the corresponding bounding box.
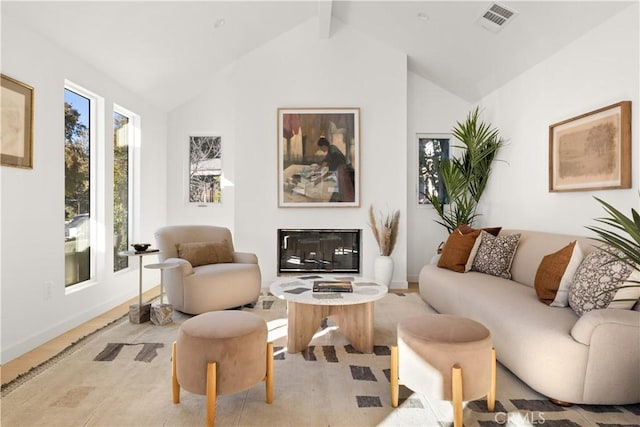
[586,197,640,301]
[430,107,504,233]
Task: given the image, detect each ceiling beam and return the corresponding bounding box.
[317,0,333,39]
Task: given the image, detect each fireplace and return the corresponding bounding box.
[277,229,361,274]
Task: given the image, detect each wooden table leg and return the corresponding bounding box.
[286,300,376,354]
[287,301,326,353]
[333,301,374,353]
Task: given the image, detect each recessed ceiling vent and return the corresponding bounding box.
[478,3,518,33]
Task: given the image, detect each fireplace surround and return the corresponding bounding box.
[277,229,361,274]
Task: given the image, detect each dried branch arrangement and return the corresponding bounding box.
[369,205,400,256]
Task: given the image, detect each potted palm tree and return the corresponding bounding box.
[586,196,640,303]
[429,107,504,233]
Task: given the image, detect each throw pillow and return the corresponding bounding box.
[175,240,234,267]
[568,248,637,316]
[471,231,521,279]
[438,225,502,273]
[534,241,584,307]
[437,228,481,273]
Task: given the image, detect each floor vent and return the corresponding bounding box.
[478,3,518,33]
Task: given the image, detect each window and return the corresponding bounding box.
[418,135,450,205]
[113,107,132,271]
[64,86,94,286]
[189,136,222,204]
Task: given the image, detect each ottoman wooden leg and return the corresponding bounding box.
[452,365,463,427]
[487,347,496,411]
[390,345,399,408]
[206,361,217,427]
[265,342,274,404]
[172,342,180,404]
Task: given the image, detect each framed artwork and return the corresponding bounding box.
[278,107,360,207]
[418,134,450,205]
[188,135,222,204]
[549,101,631,192]
[1,74,34,168]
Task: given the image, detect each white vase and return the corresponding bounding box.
[374,255,394,287]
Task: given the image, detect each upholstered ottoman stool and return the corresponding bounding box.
[172,310,274,427]
[391,314,496,427]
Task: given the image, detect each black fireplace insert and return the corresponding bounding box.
[277,229,361,274]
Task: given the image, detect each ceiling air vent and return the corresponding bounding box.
[477,3,518,33]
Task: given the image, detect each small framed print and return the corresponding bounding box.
[1,74,34,169]
[188,135,222,204]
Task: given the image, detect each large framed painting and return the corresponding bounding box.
[1,74,34,169]
[549,101,631,192]
[278,107,360,207]
[417,133,450,206]
[188,135,222,205]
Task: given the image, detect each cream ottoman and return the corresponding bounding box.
[391,314,496,427]
[172,310,274,427]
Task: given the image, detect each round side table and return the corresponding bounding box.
[145,262,179,325]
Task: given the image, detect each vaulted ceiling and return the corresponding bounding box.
[3,1,634,111]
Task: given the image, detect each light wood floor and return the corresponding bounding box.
[1,281,418,385]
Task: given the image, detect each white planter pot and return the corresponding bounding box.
[374,255,394,287]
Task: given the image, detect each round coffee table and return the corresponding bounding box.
[270,275,387,354]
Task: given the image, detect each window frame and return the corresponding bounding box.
[64,81,103,290]
[112,104,138,273]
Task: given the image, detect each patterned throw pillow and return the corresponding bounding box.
[471,231,521,279]
[568,248,635,316]
[534,241,584,307]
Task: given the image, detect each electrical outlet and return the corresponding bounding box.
[44,281,53,300]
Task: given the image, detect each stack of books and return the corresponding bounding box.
[312,280,353,293]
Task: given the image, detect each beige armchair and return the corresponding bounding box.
[154,225,261,315]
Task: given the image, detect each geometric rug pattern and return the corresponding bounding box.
[2,289,640,426]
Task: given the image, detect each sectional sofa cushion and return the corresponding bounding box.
[534,241,584,307]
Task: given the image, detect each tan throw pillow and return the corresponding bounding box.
[471,231,521,279]
[534,241,584,306]
[437,227,482,273]
[175,241,234,267]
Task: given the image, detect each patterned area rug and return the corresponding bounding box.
[2,290,639,426]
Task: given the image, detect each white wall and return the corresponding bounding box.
[406,72,472,281]
[167,17,409,287]
[1,21,168,363]
[478,3,639,235]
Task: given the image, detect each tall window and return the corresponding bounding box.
[64,87,92,286]
[113,108,131,271]
[418,135,450,205]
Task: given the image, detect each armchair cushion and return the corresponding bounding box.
[176,240,234,267]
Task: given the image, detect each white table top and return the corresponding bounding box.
[269,275,387,306]
[145,262,179,270]
[119,249,161,257]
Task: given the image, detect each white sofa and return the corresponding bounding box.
[419,229,640,405]
[154,225,261,315]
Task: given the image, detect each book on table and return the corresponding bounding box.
[312,280,353,293]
